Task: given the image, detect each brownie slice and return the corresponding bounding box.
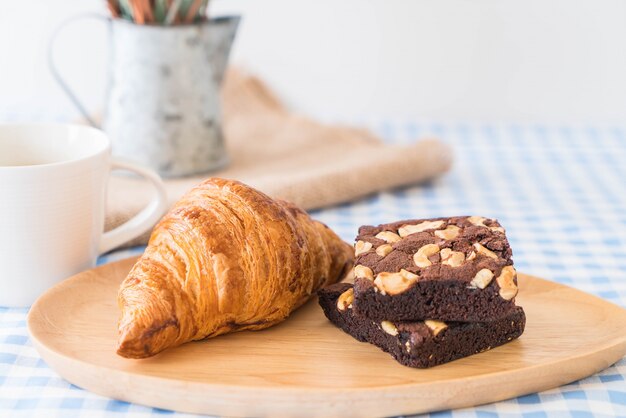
[319,283,525,368]
[352,216,519,322]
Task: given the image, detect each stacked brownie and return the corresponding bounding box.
[318,216,526,368]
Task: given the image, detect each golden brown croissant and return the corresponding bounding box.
[117,178,353,358]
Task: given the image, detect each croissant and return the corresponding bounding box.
[116,178,353,358]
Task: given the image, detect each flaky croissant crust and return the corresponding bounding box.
[117,178,353,358]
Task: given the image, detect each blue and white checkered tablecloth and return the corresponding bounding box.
[1,120,626,417]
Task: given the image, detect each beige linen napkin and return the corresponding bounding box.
[106,69,453,247]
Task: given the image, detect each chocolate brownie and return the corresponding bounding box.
[352,216,518,322]
[319,283,526,368]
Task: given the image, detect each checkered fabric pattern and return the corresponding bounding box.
[1,119,626,417]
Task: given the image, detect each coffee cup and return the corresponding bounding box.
[0,124,167,307]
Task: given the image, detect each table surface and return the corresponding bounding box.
[1,119,626,417]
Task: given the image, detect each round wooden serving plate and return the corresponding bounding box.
[28,257,626,418]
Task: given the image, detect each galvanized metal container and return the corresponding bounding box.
[50,16,240,177]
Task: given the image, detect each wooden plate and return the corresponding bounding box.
[28,257,626,418]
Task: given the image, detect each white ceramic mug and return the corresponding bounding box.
[0,124,168,307]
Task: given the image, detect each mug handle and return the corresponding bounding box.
[99,158,168,254]
[48,13,110,128]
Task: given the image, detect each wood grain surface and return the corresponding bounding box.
[27,257,626,417]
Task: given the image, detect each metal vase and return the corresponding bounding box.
[103,17,239,177]
[50,16,240,178]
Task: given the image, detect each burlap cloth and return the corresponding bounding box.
[106,69,453,247]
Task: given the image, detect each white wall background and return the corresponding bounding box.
[1,0,626,124]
